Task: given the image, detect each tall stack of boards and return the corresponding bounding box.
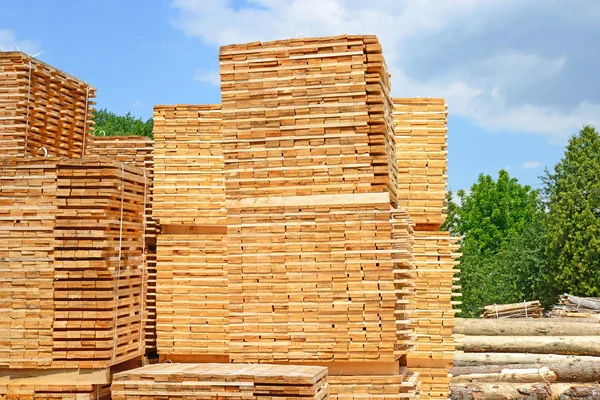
[393,98,461,399]
[219,36,419,399]
[0,51,146,399]
[85,135,157,350]
[150,35,462,400]
[0,52,95,158]
[1,34,462,400]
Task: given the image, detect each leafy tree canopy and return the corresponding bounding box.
[92,108,153,138]
[449,170,547,316]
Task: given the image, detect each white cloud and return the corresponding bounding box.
[193,69,220,86]
[522,161,541,169]
[0,29,40,55]
[170,0,600,142]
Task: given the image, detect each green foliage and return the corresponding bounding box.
[542,125,600,300]
[92,108,153,138]
[450,170,547,317]
[441,190,459,234]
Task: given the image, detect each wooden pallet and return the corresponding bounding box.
[0,51,96,158]
[111,363,329,400]
[393,98,448,228]
[0,158,148,369]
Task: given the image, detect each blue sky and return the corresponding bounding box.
[2,0,598,192]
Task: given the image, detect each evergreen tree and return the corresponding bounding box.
[542,125,600,300]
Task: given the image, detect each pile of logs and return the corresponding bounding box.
[481,301,543,319]
[550,294,600,320]
[452,318,600,399]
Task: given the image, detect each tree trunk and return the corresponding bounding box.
[456,336,600,356]
[454,319,600,336]
[551,383,600,399]
[454,353,600,367]
[451,361,600,382]
[452,367,557,383]
[450,383,552,400]
[450,383,600,400]
[563,294,600,311]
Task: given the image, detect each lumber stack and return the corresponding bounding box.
[144,251,157,351]
[152,105,225,226]
[452,318,600,398]
[0,51,95,158]
[85,135,156,246]
[328,370,419,399]
[111,363,329,400]
[394,98,460,399]
[1,383,111,400]
[0,158,148,369]
[481,301,543,319]
[550,294,600,320]
[408,233,460,399]
[152,105,228,359]
[393,98,447,227]
[85,135,158,350]
[220,36,417,398]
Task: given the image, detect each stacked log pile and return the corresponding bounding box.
[111,363,329,400]
[219,36,418,399]
[451,318,600,399]
[0,51,96,158]
[85,135,157,351]
[394,98,461,399]
[481,301,543,319]
[550,294,600,320]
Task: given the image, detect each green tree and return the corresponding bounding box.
[92,109,153,138]
[441,190,459,234]
[542,125,600,300]
[452,170,547,317]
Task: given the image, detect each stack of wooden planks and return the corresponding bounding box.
[407,232,460,399]
[111,363,328,400]
[1,382,110,400]
[0,51,96,158]
[219,36,417,399]
[328,370,419,399]
[481,301,543,319]
[152,105,229,359]
[393,98,447,227]
[550,294,600,320]
[85,135,156,246]
[0,158,148,369]
[452,318,600,398]
[225,198,414,363]
[85,134,158,350]
[394,98,461,399]
[152,105,225,226]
